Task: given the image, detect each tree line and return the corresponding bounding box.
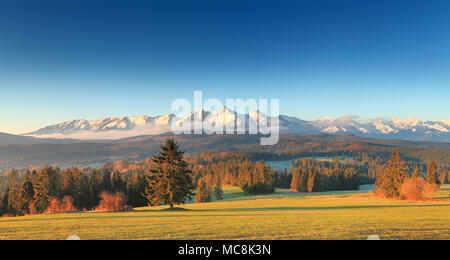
[0,166,149,216]
[1,139,449,216]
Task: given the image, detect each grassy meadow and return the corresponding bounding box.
[0,185,449,240]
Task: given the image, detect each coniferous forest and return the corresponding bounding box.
[0,139,449,217]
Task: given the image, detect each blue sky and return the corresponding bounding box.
[1,0,449,134]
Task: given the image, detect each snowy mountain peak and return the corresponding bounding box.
[390,117,420,129]
[23,110,450,142]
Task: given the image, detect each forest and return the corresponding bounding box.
[0,141,449,217]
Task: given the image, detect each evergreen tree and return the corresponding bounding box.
[101,169,112,192]
[61,167,82,208]
[87,169,103,210]
[195,178,211,203]
[0,190,8,216]
[33,167,61,214]
[375,151,408,199]
[426,160,440,185]
[238,160,274,194]
[307,171,317,192]
[213,176,223,200]
[18,171,34,215]
[299,169,308,192]
[144,139,195,208]
[443,171,450,184]
[7,170,21,216]
[111,171,125,193]
[126,172,148,207]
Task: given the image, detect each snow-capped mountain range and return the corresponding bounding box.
[24,107,450,142]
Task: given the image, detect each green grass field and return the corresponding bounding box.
[0,185,449,240]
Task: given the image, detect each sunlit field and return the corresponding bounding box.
[0,185,449,240]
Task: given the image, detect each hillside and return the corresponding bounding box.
[0,132,48,145]
[0,133,449,169]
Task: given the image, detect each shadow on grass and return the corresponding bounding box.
[194,204,450,212]
[1,204,449,223]
[137,203,450,213]
[160,207,190,211]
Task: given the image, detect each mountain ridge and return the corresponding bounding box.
[22,108,450,142]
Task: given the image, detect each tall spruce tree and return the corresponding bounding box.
[18,171,34,215]
[101,169,112,192]
[33,166,61,214]
[0,190,8,216]
[111,171,125,193]
[213,176,224,200]
[7,170,21,216]
[426,160,440,185]
[144,139,195,208]
[375,151,408,199]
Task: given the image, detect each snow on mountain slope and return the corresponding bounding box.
[25,115,178,139]
[431,120,450,128]
[23,108,450,142]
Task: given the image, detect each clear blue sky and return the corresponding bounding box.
[1,0,449,134]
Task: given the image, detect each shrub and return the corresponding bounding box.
[45,198,62,214]
[62,196,77,212]
[44,196,78,214]
[96,191,128,212]
[400,177,440,201]
[28,201,38,215]
[400,177,426,201]
[423,183,440,201]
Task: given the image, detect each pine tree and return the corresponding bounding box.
[299,169,308,192]
[144,139,195,208]
[426,160,440,185]
[61,167,82,208]
[0,190,8,216]
[307,171,317,192]
[195,178,211,203]
[111,171,125,193]
[213,176,223,200]
[443,171,450,184]
[101,169,112,192]
[238,160,274,194]
[7,170,21,215]
[18,171,34,215]
[33,167,61,214]
[375,151,408,199]
[87,169,102,210]
[126,172,148,207]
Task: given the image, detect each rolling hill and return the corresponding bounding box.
[0,133,449,170]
